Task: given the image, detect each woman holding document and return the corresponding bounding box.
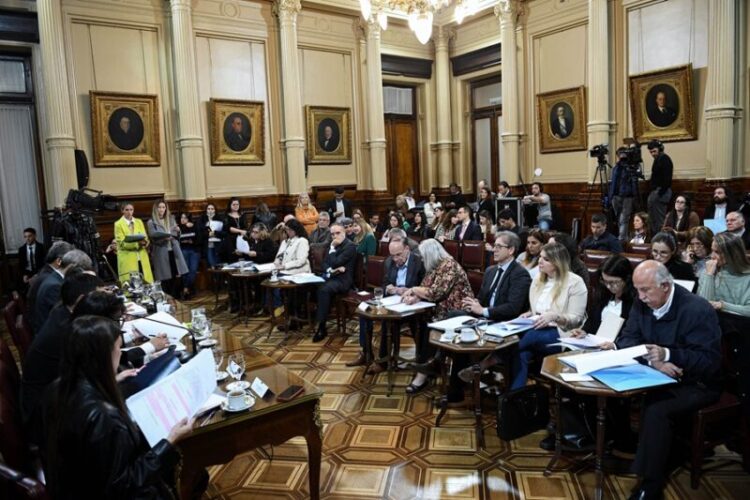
[148,200,188,298]
[42,315,194,499]
[575,254,635,336]
[115,201,154,284]
[200,203,225,268]
[510,242,587,390]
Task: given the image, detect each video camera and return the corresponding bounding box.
[65,188,120,212]
[589,144,609,162]
[616,141,645,180]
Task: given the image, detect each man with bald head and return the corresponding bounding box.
[726,211,750,249]
[616,260,721,500]
[348,237,425,370]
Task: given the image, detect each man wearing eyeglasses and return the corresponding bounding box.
[348,238,425,370]
[313,222,357,342]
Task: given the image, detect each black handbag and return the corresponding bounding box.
[496,385,550,441]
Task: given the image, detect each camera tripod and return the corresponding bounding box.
[579,158,611,226]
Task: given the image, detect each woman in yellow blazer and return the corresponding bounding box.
[510,241,588,390]
[114,202,154,284]
[294,193,319,235]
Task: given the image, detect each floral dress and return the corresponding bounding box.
[421,257,474,319]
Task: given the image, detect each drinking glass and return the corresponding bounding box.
[130,272,143,291]
[474,319,489,346]
[559,312,588,337]
[151,281,166,303]
[373,287,384,310]
[213,347,224,377]
[192,313,207,337]
[226,353,248,391]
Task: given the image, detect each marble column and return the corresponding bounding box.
[705,0,741,180]
[586,0,614,182]
[37,0,78,208]
[169,0,206,200]
[274,0,307,194]
[496,0,521,186]
[365,18,388,191]
[434,26,453,187]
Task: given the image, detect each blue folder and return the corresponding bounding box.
[590,363,677,392]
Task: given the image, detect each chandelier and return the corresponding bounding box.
[359,0,480,44]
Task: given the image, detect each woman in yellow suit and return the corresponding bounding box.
[114,202,154,284]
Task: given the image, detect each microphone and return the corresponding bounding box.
[124,312,203,363]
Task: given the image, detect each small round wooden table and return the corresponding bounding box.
[261,278,315,340]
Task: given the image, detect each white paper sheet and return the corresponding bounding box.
[280,273,325,284]
[560,344,648,374]
[560,373,595,382]
[559,312,624,349]
[386,301,435,313]
[254,263,277,272]
[124,301,147,317]
[208,220,223,232]
[485,315,539,337]
[427,315,477,331]
[126,312,188,343]
[380,295,403,306]
[236,237,250,254]
[674,279,695,292]
[126,349,217,446]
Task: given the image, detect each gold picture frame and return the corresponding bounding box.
[90,91,160,167]
[208,99,265,165]
[536,86,587,154]
[305,106,352,164]
[629,64,696,142]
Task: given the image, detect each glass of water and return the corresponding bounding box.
[474,319,489,346]
[373,287,384,310]
[226,353,248,391]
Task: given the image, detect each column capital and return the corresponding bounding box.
[434,25,455,50]
[365,16,382,38]
[273,0,301,19]
[495,0,520,22]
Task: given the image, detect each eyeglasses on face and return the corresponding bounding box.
[602,278,624,288]
[652,250,671,257]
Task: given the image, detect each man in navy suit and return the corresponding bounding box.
[313,223,358,342]
[348,238,426,370]
[17,227,46,288]
[617,260,721,500]
[453,206,483,241]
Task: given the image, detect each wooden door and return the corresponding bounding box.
[385,117,419,197]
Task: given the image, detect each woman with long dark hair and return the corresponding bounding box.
[43,316,193,499]
[650,231,696,281]
[662,193,700,242]
[200,202,225,268]
[223,197,248,263]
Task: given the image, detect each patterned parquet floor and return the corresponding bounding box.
[3,292,749,499]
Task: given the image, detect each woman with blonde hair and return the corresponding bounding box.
[352,219,376,258]
[147,200,188,296]
[510,241,588,389]
[402,239,474,394]
[295,192,319,235]
[114,202,153,284]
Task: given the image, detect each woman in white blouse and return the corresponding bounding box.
[273,219,311,275]
[423,192,442,225]
[510,241,588,390]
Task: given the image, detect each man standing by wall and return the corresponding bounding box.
[646,140,673,235]
[609,148,638,241]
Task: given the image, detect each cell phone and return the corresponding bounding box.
[277,385,304,402]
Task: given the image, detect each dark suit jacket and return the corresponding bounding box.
[742,230,750,250]
[551,118,571,138]
[382,253,425,290]
[616,285,721,387]
[476,261,531,321]
[325,198,353,220]
[323,238,358,290]
[454,221,483,241]
[31,270,64,333]
[649,106,677,127]
[703,201,739,221]
[26,264,55,317]
[580,232,623,253]
[476,200,496,223]
[18,242,46,277]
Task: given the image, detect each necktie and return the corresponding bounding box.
[488,267,504,307]
[28,245,34,271]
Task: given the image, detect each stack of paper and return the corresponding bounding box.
[126,312,189,343]
[485,316,538,338]
[124,301,147,317]
[236,237,250,254]
[208,220,223,242]
[428,315,477,331]
[386,300,435,313]
[253,263,277,272]
[280,273,325,284]
[559,312,624,349]
[560,344,647,374]
[126,349,217,446]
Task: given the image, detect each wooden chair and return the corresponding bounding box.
[621,252,647,270]
[377,240,389,256]
[467,270,484,297]
[3,298,32,360]
[626,242,652,256]
[335,254,365,334]
[309,245,327,274]
[460,240,486,271]
[583,249,611,272]
[442,239,460,261]
[365,256,386,289]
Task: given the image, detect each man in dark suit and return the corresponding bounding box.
[453,206,483,241]
[18,227,46,287]
[309,211,332,249]
[726,211,750,249]
[702,185,738,222]
[647,91,678,128]
[551,105,572,139]
[26,241,74,319]
[325,187,353,223]
[580,213,623,253]
[617,261,721,500]
[319,125,339,152]
[646,140,673,234]
[313,223,358,342]
[348,238,426,369]
[32,249,93,334]
[224,115,251,152]
[447,183,467,209]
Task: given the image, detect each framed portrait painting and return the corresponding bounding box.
[208,99,265,165]
[305,106,352,164]
[536,86,587,154]
[629,64,696,142]
[89,91,160,167]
